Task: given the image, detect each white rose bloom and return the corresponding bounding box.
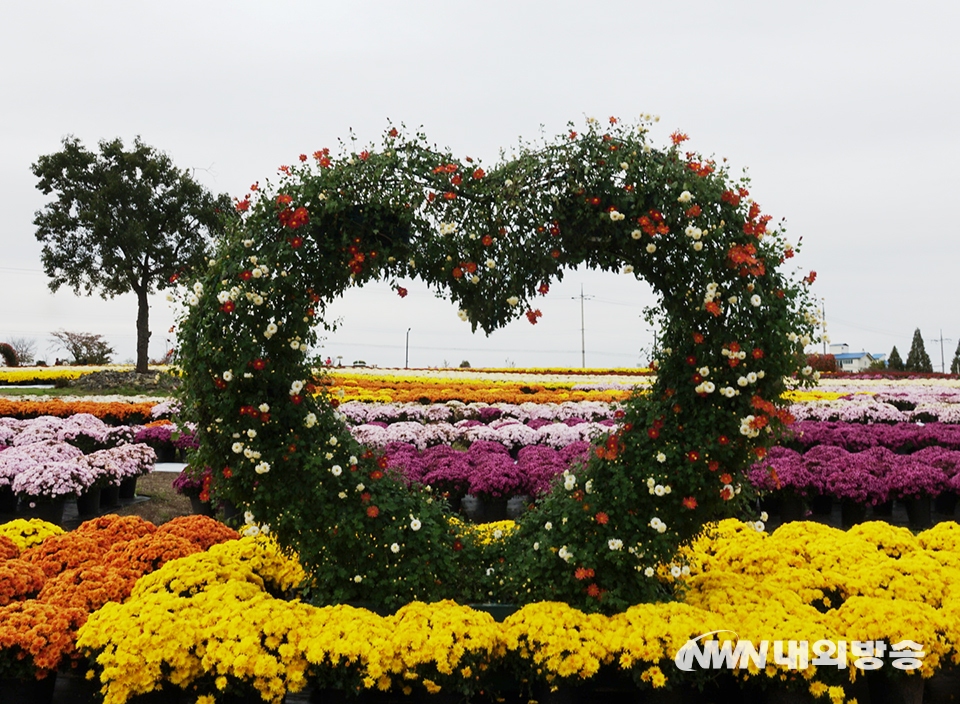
[390,543,400,553]
[410,518,422,531]
[677,191,693,204]
[631,229,643,240]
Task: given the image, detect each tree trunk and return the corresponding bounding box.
[135,287,151,373]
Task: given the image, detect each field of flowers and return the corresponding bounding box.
[2,367,960,703]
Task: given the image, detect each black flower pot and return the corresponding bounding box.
[809,494,833,516]
[872,500,894,518]
[934,491,958,516]
[903,496,932,530]
[100,483,122,509]
[76,486,102,517]
[118,476,139,499]
[0,673,57,704]
[841,499,868,528]
[780,495,806,522]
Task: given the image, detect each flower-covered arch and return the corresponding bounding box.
[176,118,818,612]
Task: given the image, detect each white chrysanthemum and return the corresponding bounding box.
[186,294,199,306]
[646,243,656,254]
[485,259,496,269]
[217,290,231,304]
[506,296,519,307]
[702,381,716,394]
[329,436,338,446]
[390,543,400,553]
[305,413,317,428]
[608,538,623,551]
[331,465,342,476]
[737,377,749,387]
[631,229,643,240]
[259,403,270,413]
[410,518,422,531]
[353,575,362,583]
[693,241,703,252]
[746,372,758,384]
[544,521,553,531]
[670,565,682,578]
[654,484,666,497]
[563,473,577,491]
[264,323,278,338]
[558,546,573,562]
[232,442,244,454]
[656,453,666,463]
[439,222,458,235]
[254,462,270,474]
[584,480,593,494]
[246,429,256,438]
[291,380,304,394]
[223,370,233,382]
[728,296,738,305]
[623,265,634,274]
[609,210,625,222]
[750,294,762,307]
[644,567,655,577]
[457,310,468,321]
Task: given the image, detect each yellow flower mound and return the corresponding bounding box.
[502,602,609,682]
[0,518,65,551]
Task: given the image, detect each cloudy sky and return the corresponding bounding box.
[2,1,958,370]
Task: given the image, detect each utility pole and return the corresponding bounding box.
[405,328,411,369]
[571,286,594,368]
[932,330,953,374]
[822,298,827,355]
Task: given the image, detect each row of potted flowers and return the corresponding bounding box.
[0,441,156,513]
[748,444,960,505]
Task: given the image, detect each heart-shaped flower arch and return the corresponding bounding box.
[175,118,818,613]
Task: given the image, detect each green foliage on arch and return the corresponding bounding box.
[175,118,819,612]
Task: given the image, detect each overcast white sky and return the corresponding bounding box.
[2,1,958,369]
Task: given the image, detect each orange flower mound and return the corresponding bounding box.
[0,601,87,675]
[0,399,155,423]
[21,534,106,578]
[0,559,46,605]
[155,515,238,551]
[103,533,200,578]
[0,535,19,560]
[37,564,137,614]
[75,514,157,549]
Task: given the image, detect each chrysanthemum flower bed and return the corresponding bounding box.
[3,515,960,703]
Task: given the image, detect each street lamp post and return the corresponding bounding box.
[405,328,411,369]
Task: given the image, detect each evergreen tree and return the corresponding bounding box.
[887,345,905,371]
[904,329,933,373]
[951,339,960,375]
